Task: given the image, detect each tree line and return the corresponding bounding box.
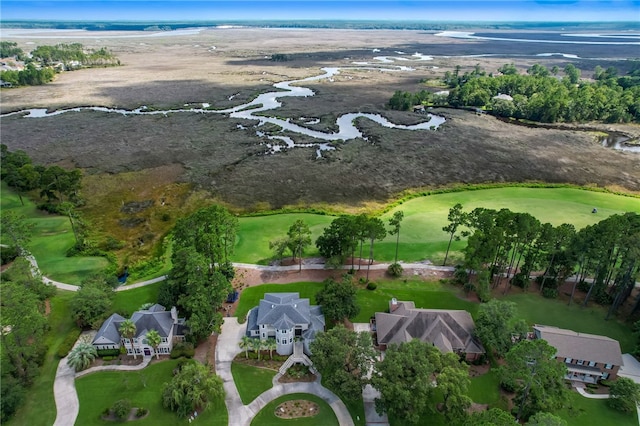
[0,41,119,87]
[389,63,640,123]
[447,204,639,319]
[0,145,92,254]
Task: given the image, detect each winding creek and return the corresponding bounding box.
[1,65,446,158]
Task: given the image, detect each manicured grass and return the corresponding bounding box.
[7,290,76,426]
[376,187,640,263]
[233,188,640,265]
[557,391,637,426]
[1,182,108,283]
[504,293,634,353]
[112,282,161,317]
[75,359,227,426]
[353,279,477,323]
[235,282,325,323]
[250,393,339,426]
[231,362,276,404]
[236,279,475,324]
[236,213,331,264]
[468,370,504,408]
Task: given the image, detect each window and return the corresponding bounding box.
[565,358,573,363]
[289,338,292,343]
[262,333,265,338]
[277,339,280,343]
[588,361,596,367]
[605,363,613,370]
[577,360,584,366]
[602,372,610,380]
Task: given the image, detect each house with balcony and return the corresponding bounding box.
[92,304,186,357]
[374,299,485,362]
[533,324,623,383]
[245,292,325,356]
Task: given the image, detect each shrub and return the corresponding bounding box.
[136,407,148,417]
[0,245,19,265]
[102,356,115,361]
[387,262,403,277]
[510,272,529,289]
[170,342,195,359]
[57,328,81,358]
[97,348,121,357]
[111,399,131,420]
[366,281,377,290]
[542,287,559,299]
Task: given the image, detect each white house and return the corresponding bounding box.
[92,304,186,357]
[245,293,325,356]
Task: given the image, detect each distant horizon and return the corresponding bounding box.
[2,1,639,23]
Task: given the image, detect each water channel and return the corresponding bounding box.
[1,65,446,158]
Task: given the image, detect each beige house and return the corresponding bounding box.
[533,324,623,383]
[374,299,485,361]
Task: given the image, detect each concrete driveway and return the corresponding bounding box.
[216,317,357,426]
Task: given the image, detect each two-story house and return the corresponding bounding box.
[533,324,623,383]
[245,292,325,356]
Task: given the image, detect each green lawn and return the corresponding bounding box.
[7,290,77,426]
[558,392,637,426]
[504,293,634,353]
[468,370,502,406]
[231,362,276,404]
[112,282,161,317]
[75,359,227,426]
[353,279,477,323]
[235,279,476,325]
[236,213,331,264]
[250,393,339,426]
[233,188,639,265]
[1,182,108,283]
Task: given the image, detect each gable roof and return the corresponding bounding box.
[375,301,484,355]
[92,313,125,345]
[534,324,623,366]
[130,306,174,338]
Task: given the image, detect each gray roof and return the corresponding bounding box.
[131,306,174,338]
[92,305,184,345]
[256,293,311,328]
[534,325,623,366]
[92,313,125,345]
[375,301,484,355]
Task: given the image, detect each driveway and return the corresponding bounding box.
[216,317,356,426]
[353,323,390,426]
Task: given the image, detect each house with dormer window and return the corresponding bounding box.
[92,304,187,357]
[245,293,324,356]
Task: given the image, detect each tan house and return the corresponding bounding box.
[374,299,485,361]
[533,324,623,383]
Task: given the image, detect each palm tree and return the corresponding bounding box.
[266,338,277,360]
[67,342,98,372]
[240,335,252,359]
[119,319,137,359]
[146,329,162,359]
[250,338,263,361]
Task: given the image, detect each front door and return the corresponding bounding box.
[144,348,151,356]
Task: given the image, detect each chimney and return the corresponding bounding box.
[390,298,398,312]
[171,306,178,324]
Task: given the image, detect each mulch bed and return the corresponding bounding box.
[275,400,320,419]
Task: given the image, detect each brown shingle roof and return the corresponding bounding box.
[375,301,484,355]
[534,325,623,366]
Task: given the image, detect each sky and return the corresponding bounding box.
[1,1,639,22]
